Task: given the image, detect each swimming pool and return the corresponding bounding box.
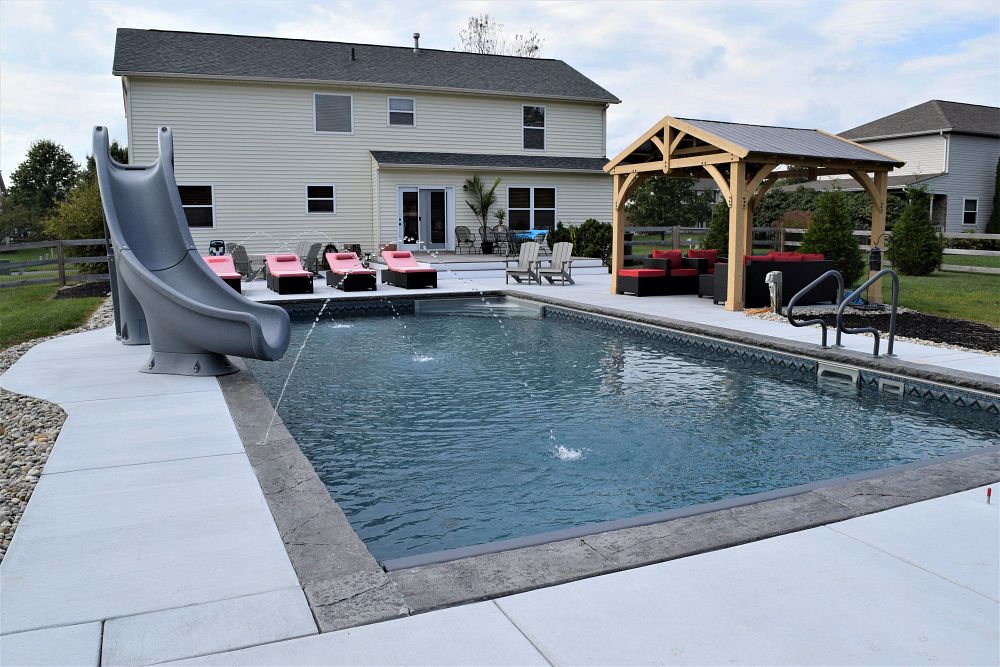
[248,298,999,563]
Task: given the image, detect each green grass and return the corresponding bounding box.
[940,254,1000,269]
[0,283,103,349]
[0,246,88,283]
[881,271,1000,327]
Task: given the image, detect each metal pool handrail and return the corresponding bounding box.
[836,269,900,357]
[786,269,845,348]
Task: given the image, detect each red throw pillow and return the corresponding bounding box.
[651,249,683,267]
[800,253,825,261]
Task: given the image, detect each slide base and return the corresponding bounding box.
[141,351,238,376]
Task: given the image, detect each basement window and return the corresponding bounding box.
[177,185,214,228]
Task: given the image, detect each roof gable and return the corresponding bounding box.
[841,100,1000,140]
[113,29,620,104]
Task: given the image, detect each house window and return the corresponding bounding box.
[963,198,978,225]
[177,185,214,227]
[388,97,415,126]
[314,93,353,133]
[508,187,556,231]
[522,105,545,150]
[306,185,336,213]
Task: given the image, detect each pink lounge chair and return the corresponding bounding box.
[265,253,314,294]
[380,250,438,289]
[203,255,242,293]
[325,252,376,291]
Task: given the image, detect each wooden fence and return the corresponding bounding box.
[0,239,110,289]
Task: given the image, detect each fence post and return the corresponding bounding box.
[672,226,680,250]
[56,240,66,286]
[778,228,785,253]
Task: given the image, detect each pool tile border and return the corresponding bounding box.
[223,295,1000,627]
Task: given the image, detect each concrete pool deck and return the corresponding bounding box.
[0,272,997,664]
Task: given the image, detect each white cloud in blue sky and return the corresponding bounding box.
[1,0,997,177]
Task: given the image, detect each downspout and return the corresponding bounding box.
[941,130,950,174]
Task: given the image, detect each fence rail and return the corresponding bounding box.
[0,238,110,289]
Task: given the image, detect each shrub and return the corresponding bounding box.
[887,186,943,276]
[571,219,613,264]
[548,221,573,248]
[701,201,730,255]
[948,234,1000,252]
[799,188,864,285]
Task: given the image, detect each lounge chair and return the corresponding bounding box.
[325,252,376,291]
[505,241,540,284]
[202,255,243,293]
[535,241,575,285]
[265,253,314,294]
[380,250,438,289]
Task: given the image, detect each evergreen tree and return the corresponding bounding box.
[626,175,714,228]
[887,186,943,276]
[799,188,864,285]
[987,157,1000,234]
[7,140,80,217]
[701,201,730,255]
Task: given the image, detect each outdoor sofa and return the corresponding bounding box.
[712,252,837,307]
[617,249,704,296]
[380,250,438,289]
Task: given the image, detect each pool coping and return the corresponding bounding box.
[222,294,1000,626]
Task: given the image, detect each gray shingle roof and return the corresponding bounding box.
[370,151,608,172]
[840,100,1000,140]
[777,172,943,193]
[113,29,619,103]
[679,118,900,164]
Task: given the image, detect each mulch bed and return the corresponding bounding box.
[54,281,111,299]
[794,310,1000,353]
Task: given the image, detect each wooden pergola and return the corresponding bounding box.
[605,116,904,310]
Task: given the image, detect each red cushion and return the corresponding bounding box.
[773,254,804,262]
[687,249,718,261]
[745,254,772,264]
[670,268,698,277]
[800,253,825,261]
[651,250,683,264]
[620,268,666,278]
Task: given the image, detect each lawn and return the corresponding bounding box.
[940,254,1000,269]
[881,271,1000,328]
[0,283,103,349]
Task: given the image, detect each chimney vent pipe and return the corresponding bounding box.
[350,47,356,61]
[413,32,420,53]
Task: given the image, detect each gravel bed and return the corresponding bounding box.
[0,298,114,560]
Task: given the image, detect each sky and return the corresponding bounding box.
[1,0,998,179]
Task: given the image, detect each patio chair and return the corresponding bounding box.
[505,241,540,284]
[229,244,262,281]
[202,255,242,293]
[534,231,550,255]
[325,251,376,291]
[492,225,509,256]
[380,250,438,289]
[535,241,575,285]
[265,253,314,294]
[455,226,476,254]
[303,242,323,276]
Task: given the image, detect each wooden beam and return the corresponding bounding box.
[744,164,777,207]
[703,164,732,205]
[614,172,639,207]
[671,144,727,158]
[650,134,666,156]
[671,152,739,169]
[669,130,687,155]
[849,169,879,202]
[749,175,780,210]
[609,161,667,175]
[605,116,670,173]
[611,173,627,294]
[867,170,889,304]
[663,126,673,172]
[726,161,749,311]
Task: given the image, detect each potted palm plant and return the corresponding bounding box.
[463,175,502,254]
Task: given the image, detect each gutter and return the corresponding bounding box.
[372,163,608,174]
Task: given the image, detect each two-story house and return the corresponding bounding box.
[112,29,619,254]
[839,100,999,232]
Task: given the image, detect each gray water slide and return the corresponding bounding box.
[93,125,290,375]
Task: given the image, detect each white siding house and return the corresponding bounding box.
[114,29,619,253]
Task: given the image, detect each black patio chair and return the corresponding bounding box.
[455,226,476,254]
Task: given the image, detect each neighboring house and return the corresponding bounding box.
[112,29,619,253]
[791,100,998,232]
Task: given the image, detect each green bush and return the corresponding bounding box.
[888,186,943,276]
[43,178,107,273]
[701,201,730,255]
[948,234,1000,251]
[548,219,612,265]
[799,189,865,285]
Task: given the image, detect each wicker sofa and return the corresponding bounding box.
[617,250,705,296]
[713,253,837,307]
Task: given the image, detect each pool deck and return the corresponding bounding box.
[0,271,997,665]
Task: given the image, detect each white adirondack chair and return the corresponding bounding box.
[536,242,575,284]
[505,241,540,284]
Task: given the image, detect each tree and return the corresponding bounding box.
[81,141,129,183]
[0,204,44,242]
[459,13,543,57]
[701,201,730,254]
[987,157,1000,234]
[625,175,714,228]
[799,188,864,285]
[43,178,108,272]
[7,140,80,217]
[462,175,502,231]
[887,186,943,276]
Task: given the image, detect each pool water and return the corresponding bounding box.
[248,300,998,562]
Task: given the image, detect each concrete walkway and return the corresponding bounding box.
[0,274,997,665]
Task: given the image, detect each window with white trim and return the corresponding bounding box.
[963,198,978,226]
[177,185,214,228]
[522,105,545,150]
[388,97,415,126]
[314,93,353,133]
[306,185,336,213]
[508,187,556,231]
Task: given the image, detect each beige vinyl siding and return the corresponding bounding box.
[127,77,606,253]
[930,134,1000,231]
[860,134,947,177]
[375,168,611,249]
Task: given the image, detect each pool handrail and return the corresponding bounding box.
[836,269,900,357]
[786,269,845,349]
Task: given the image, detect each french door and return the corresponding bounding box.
[397,187,449,250]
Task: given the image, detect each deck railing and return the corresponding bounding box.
[0,238,110,289]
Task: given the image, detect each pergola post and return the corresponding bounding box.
[725,161,748,311]
[868,170,889,304]
[610,173,628,294]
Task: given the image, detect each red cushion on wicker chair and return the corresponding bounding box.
[687,248,718,273]
[772,252,804,262]
[651,249,683,264]
[670,268,698,277]
[619,268,666,278]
